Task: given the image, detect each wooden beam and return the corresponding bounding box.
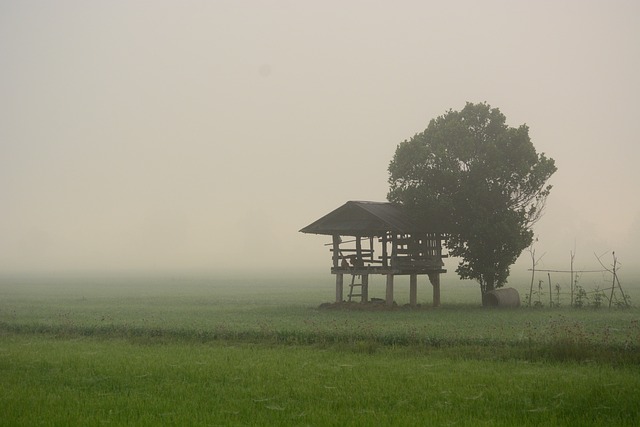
[330,249,374,254]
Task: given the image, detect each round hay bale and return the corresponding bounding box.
[483,288,520,307]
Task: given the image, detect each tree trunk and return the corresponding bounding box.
[481,280,496,306]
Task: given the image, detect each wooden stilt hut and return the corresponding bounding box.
[300,201,447,307]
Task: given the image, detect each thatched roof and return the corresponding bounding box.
[299,201,430,236]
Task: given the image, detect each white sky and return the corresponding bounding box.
[1,0,639,276]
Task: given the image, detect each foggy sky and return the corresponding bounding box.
[1,1,639,276]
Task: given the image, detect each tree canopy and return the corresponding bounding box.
[388,102,556,298]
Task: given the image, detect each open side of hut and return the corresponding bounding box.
[300,201,447,307]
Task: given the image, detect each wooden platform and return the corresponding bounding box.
[331,266,446,276]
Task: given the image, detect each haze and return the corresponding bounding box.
[2,1,639,277]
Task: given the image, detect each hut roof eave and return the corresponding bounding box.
[299,200,438,236]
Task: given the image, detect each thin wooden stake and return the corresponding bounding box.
[570,250,575,307]
[609,253,616,308]
[528,247,536,307]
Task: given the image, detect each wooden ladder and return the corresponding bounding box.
[348,274,362,302]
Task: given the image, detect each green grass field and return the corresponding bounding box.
[1,271,639,426]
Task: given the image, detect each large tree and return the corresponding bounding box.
[388,102,556,301]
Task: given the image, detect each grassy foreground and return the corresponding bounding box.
[1,272,639,426]
[2,335,639,426]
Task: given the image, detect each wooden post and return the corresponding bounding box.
[381,234,388,267]
[369,237,374,263]
[355,235,362,264]
[409,274,417,307]
[336,273,344,303]
[362,274,369,303]
[391,234,397,263]
[385,274,394,306]
[332,235,340,269]
[428,272,441,307]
